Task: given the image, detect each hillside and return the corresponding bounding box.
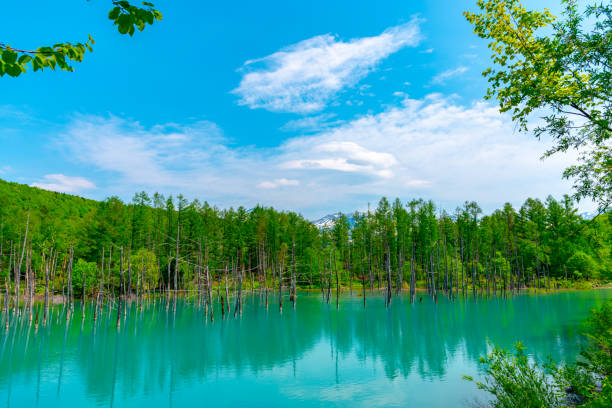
[0,178,98,252]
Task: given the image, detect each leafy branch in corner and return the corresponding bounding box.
[0,1,162,77]
[464,0,611,213]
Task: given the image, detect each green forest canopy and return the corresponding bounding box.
[0,177,610,295]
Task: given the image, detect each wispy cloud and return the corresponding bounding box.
[31,174,96,193]
[431,66,468,85]
[56,115,262,196]
[50,95,576,217]
[274,93,574,213]
[232,19,422,113]
[280,113,342,133]
[257,178,300,189]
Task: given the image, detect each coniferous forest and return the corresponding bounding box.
[1,177,610,319]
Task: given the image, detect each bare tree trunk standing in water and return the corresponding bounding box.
[66,243,74,320]
[95,248,104,322]
[107,247,112,310]
[327,250,332,304]
[334,250,339,310]
[385,246,392,307]
[43,249,52,325]
[234,267,243,318]
[166,254,171,310]
[368,205,374,294]
[410,243,416,304]
[263,244,268,310]
[362,246,367,308]
[127,248,132,301]
[224,265,230,315]
[14,210,30,317]
[348,244,353,296]
[174,222,180,297]
[116,248,124,330]
[455,244,459,297]
[290,241,296,309]
[278,250,284,313]
[206,265,213,322]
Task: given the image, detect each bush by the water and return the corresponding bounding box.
[466,301,612,407]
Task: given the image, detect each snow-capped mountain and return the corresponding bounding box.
[312,212,358,230]
[312,213,343,229]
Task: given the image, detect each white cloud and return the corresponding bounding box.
[282,141,397,178]
[52,95,579,217]
[257,178,300,189]
[232,19,422,113]
[57,115,266,197]
[280,113,342,133]
[31,174,96,193]
[273,93,576,213]
[431,66,468,85]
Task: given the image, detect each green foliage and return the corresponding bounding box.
[468,302,612,407]
[130,249,159,288]
[0,38,94,77]
[566,250,597,280]
[1,1,162,77]
[464,342,562,408]
[464,0,611,212]
[108,1,163,36]
[72,259,98,296]
[551,302,612,406]
[580,302,612,377]
[0,178,610,296]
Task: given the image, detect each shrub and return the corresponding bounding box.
[567,251,597,280]
[72,259,98,296]
[467,302,612,407]
[463,343,561,408]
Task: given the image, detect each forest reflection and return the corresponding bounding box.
[0,290,609,405]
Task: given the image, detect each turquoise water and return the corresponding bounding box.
[1,290,610,407]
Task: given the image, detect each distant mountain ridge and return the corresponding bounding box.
[312,212,358,230]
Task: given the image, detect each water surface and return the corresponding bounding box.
[1,289,610,407]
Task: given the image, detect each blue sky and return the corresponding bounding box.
[0,0,584,218]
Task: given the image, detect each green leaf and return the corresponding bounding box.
[5,64,21,77]
[117,14,131,34]
[108,7,121,21]
[2,50,18,65]
[17,55,32,65]
[144,12,154,25]
[32,56,42,71]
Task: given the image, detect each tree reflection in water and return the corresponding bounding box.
[0,289,609,407]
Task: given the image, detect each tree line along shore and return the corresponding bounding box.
[0,177,610,324]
